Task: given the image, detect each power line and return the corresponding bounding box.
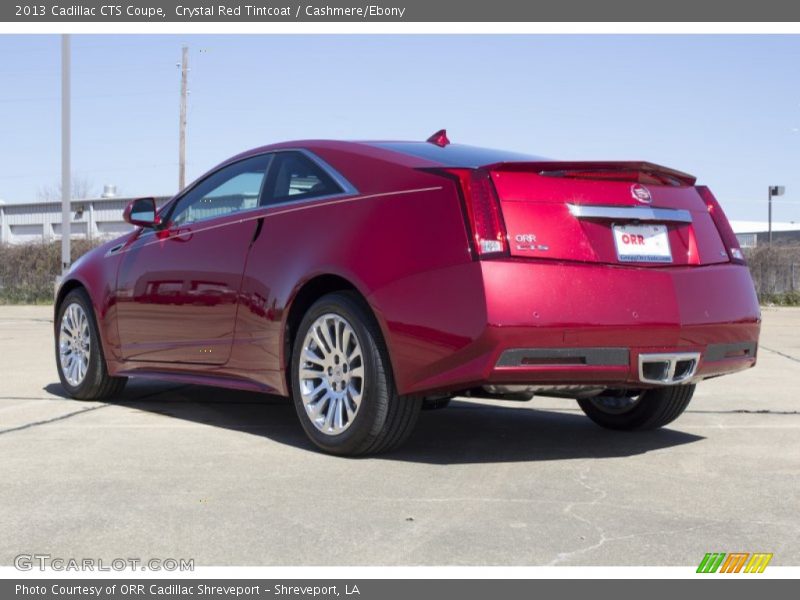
[0,90,175,104]
[0,162,180,180]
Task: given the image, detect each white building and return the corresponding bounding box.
[730,220,800,248]
[0,196,170,245]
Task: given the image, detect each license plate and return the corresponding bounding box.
[612,223,672,263]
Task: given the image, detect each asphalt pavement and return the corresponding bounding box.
[1,305,798,566]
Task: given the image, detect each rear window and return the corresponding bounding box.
[369,142,545,167]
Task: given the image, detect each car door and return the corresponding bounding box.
[115,154,272,364]
[233,150,354,377]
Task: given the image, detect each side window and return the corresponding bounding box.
[262,151,344,205]
[169,155,271,226]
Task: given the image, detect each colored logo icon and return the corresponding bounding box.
[697,552,773,573]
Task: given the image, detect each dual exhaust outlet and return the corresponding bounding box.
[495,347,702,387]
[638,352,700,385]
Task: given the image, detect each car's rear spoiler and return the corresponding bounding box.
[487,161,697,187]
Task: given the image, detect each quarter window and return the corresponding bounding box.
[262,151,343,205]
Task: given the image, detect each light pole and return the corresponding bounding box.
[768,185,785,245]
[61,34,71,274]
[178,45,188,191]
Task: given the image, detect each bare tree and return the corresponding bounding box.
[37,174,95,202]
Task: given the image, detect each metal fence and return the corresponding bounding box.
[750,261,798,296]
[744,246,800,299]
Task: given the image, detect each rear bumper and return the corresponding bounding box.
[390,259,760,395]
[491,341,755,388]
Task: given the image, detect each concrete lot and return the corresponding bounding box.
[0,305,798,566]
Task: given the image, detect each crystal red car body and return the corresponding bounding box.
[55,136,760,449]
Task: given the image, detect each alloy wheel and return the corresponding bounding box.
[298,313,365,435]
[59,302,91,387]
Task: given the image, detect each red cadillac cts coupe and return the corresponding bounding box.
[54,132,760,455]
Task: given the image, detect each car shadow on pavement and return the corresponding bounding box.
[45,380,704,464]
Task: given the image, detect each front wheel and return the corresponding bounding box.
[55,288,127,400]
[577,385,695,431]
[290,292,421,456]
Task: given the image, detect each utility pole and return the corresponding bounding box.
[178,45,188,191]
[61,34,71,275]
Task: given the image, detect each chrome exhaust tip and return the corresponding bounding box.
[638,352,700,385]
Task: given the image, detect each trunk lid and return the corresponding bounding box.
[489,161,730,266]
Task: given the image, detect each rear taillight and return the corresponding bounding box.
[696,185,746,264]
[442,169,508,258]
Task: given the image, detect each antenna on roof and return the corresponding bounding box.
[426,129,450,147]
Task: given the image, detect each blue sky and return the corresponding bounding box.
[0,34,798,222]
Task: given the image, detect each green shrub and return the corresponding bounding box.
[2,240,799,306]
[0,240,100,304]
[760,290,800,307]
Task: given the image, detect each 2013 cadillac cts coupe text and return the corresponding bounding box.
[54,132,760,455]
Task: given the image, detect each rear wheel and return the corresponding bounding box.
[55,288,127,400]
[290,291,421,456]
[577,385,694,430]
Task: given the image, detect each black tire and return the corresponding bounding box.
[55,288,127,400]
[421,396,452,411]
[577,385,695,431]
[290,291,422,456]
